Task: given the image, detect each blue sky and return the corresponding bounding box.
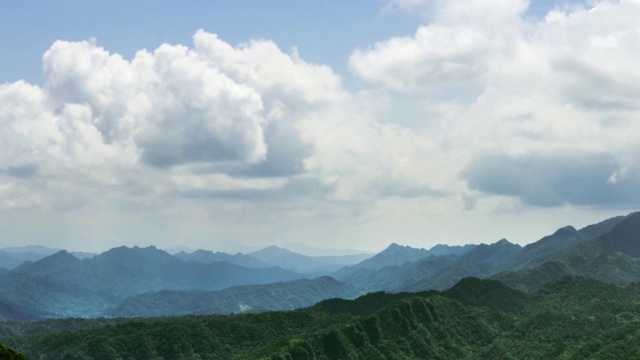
[0,0,566,85]
[0,0,637,253]
[1,1,419,85]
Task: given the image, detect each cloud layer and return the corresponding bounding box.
[1,0,640,250]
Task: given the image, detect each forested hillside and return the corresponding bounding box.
[5,276,640,359]
[0,341,28,360]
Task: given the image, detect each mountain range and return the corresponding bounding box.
[0,212,639,321]
[5,275,640,359]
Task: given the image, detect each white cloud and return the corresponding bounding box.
[352,0,528,94]
[2,1,640,251]
[0,29,441,218]
[351,0,640,211]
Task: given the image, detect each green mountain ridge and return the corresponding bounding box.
[493,212,640,292]
[1,211,639,324]
[6,275,640,359]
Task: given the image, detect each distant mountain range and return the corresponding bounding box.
[249,245,372,274]
[1,246,303,319]
[0,211,639,321]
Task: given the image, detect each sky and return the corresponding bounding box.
[0,0,639,254]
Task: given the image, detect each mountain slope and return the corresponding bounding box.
[8,276,640,360]
[12,250,81,276]
[0,341,29,360]
[332,243,435,285]
[397,239,522,292]
[493,212,640,292]
[107,276,362,317]
[336,243,431,273]
[333,254,456,292]
[597,212,640,257]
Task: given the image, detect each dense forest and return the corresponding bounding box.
[2,212,640,358]
[3,275,640,359]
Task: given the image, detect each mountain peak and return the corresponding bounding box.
[382,243,409,252]
[11,249,80,276]
[553,225,578,236]
[342,243,430,271]
[250,246,297,261]
[97,245,174,263]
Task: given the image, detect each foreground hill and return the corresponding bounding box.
[0,341,28,360]
[4,276,640,359]
[106,276,362,318]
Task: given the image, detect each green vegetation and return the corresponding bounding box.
[4,276,640,359]
[0,341,29,360]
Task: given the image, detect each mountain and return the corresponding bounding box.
[0,272,114,320]
[493,212,640,292]
[333,254,456,292]
[399,238,521,292]
[332,242,482,289]
[1,211,639,323]
[106,276,362,318]
[0,246,94,269]
[249,245,370,274]
[577,214,626,239]
[332,243,432,282]
[338,239,521,293]
[3,245,305,319]
[12,250,81,276]
[457,239,521,269]
[347,243,431,270]
[427,243,476,256]
[174,249,270,268]
[333,213,636,295]
[509,215,626,271]
[7,276,640,360]
[597,211,640,257]
[509,225,583,270]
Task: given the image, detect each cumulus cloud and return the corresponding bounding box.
[352,0,528,94]
[353,0,640,209]
[0,29,441,216]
